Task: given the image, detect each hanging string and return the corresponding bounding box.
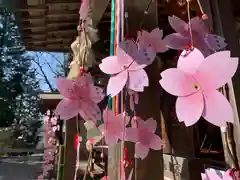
[74,115,81,180]
[186,0,193,48]
[139,0,154,30]
[83,146,93,180]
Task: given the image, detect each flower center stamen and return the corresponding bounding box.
[194,84,200,90]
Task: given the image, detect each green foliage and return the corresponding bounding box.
[0,7,41,147]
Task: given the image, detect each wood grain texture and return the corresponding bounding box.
[210,0,240,168]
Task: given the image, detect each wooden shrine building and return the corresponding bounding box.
[3,0,240,179]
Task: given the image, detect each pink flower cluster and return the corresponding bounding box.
[37,110,59,180]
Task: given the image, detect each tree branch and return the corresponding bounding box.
[32,52,54,92]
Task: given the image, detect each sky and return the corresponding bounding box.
[28,51,66,92]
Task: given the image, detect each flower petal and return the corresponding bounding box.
[177,47,205,74]
[56,77,75,99]
[163,33,190,50]
[79,101,101,122]
[118,40,138,67]
[149,28,168,52]
[128,69,148,92]
[90,86,105,103]
[176,91,204,126]
[153,40,169,53]
[150,28,163,39]
[196,51,238,91]
[103,108,116,122]
[201,173,208,180]
[205,169,222,180]
[168,16,188,35]
[99,56,123,74]
[134,45,156,68]
[107,70,128,97]
[135,142,150,159]
[149,134,162,150]
[105,132,118,145]
[55,99,79,120]
[75,73,93,87]
[202,90,233,127]
[145,118,157,133]
[222,170,233,180]
[204,34,227,51]
[190,17,208,37]
[125,128,138,142]
[79,0,90,20]
[194,36,212,57]
[160,68,198,96]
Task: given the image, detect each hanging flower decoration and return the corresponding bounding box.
[138,27,169,53]
[127,89,139,111]
[98,109,130,145]
[159,48,238,127]
[79,0,90,20]
[99,40,155,97]
[163,16,227,56]
[125,117,162,159]
[55,73,104,122]
[201,169,233,180]
[84,120,103,144]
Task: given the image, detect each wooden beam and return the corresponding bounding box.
[25,38,73,45]
[17,8,45,12]
[26,46,70,52]
[47,0,80,3]
[23,34,46,39]
[47,29,77,36]
[20,23,77,32]
[47,2,80,11]
[62,118,77,180]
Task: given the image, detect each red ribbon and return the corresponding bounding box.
[74,134,79,150]
[178,44,194,57]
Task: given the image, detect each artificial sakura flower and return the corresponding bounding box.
[55,73,104,122]
[164,16,227,56]
[138,27,169,53]
[79,0,90,20]
[201,169,232,180]
[125,117,162,159]
[98,109,130,145]
[127,89,139,111]
[99,40,155,97]
[159,48,238,127]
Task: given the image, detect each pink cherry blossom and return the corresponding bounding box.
[164,16,227,56]
[79,0,90,20]
[98,109,130,145]
[201,169,233,180]
[159,48,238,127]
[125,117,162,159]
[99,40,155,97]
[138,28,168,53]
[55,73,104,121]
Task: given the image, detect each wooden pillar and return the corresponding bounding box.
[209,0,240,168]
[62,119,77,180]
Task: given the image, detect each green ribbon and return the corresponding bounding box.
[108,0,116,110]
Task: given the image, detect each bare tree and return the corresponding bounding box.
[30,52,69,92]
